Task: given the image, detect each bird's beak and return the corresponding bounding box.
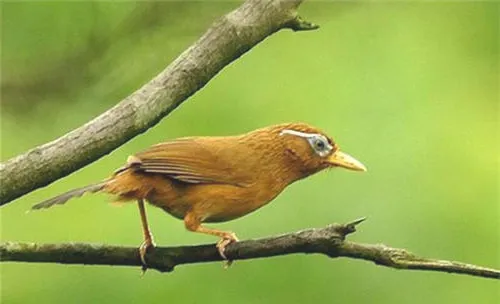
[327,150,367,172]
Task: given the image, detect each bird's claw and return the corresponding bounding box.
[139,237,156,274]
[216,233,238,267]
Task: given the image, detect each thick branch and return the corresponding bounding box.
[1,219,498,280]
[0,0,317,205]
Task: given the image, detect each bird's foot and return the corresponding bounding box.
[216,232,239,268]
[139,236,156,274]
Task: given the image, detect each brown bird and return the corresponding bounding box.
[32,123,366,267]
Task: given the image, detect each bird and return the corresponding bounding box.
[32,122,366,268]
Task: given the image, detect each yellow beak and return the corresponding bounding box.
[327,150,367,172]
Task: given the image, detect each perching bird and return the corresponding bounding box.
[32,123,366,267]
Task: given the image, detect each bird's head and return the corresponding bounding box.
[257,123,366,179]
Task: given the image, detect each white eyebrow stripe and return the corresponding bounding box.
[279,129,321,138]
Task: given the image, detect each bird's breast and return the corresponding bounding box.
[187,180,286,222]
[145,178,287,223]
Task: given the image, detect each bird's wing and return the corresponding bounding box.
[131,137,252,187]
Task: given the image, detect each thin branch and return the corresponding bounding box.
[1,219,498,280]
[0,0,318,205]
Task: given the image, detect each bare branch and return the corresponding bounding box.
[2,219,498,280]
[0,0,318,205]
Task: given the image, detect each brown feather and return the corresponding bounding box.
[133,138,253,187]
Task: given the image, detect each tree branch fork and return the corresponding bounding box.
[2,218,498,280]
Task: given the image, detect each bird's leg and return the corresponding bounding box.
[184,212,239,261]
[137,199,155,268]
[196,226,239,260]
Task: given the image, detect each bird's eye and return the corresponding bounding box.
[314,139,325,151]
[309,136,331,157]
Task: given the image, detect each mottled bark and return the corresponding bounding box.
[2,219,498,280]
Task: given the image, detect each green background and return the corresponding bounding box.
[1,1,498,303]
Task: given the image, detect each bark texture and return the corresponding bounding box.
[2,219,499,280]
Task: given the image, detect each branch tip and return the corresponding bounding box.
[286,16,319,32]
[337,217,367,236]
[348,217,367,227]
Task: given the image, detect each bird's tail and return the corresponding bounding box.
[31,182,106,210]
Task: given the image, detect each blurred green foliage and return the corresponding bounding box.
[1,1,498,303]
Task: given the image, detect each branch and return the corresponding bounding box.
[0,0,318,205]
[2,219,498,280]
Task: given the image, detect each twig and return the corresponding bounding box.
[0,0,318,205]
[1,219,498,280]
